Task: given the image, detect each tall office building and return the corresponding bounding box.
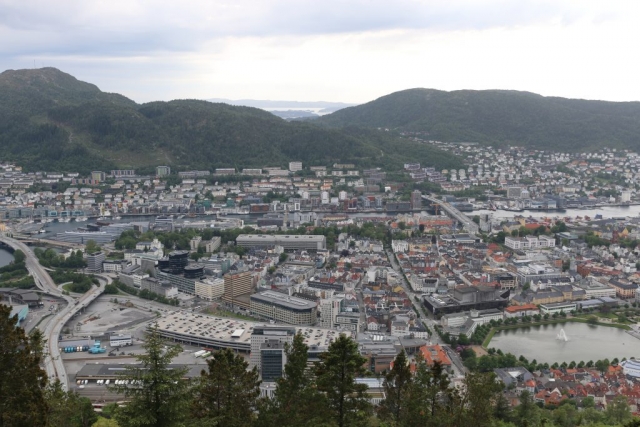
[86,251,105,273]
[222,271,254,308]
[260,341,287,382]
[250,325,295,371]
[168,251,189,274]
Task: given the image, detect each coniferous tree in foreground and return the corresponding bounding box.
[255,332,329,427]
[45,380,98,427]
[404,357,452,427]
[0,304,48,427]
[111,324,189,427]
[378,350,412,426]
[456,371,502,427]
[190,348,260,427]
[315,334,372,427]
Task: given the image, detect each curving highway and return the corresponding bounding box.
[0,235,104,391]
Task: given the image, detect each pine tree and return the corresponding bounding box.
[315,334,371,427]
[514,390,539,427]
[255,332,328,427]
[111,324,189,427]
[0,304,48,427]
[190,348,260,427]
[378,350,412,425]
[458,371,502,427]
[45,380,97,427]
[493,392,513,423]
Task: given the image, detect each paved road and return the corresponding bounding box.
[385,248,469,377]
[385,248,442,343]
[0,235,105,391]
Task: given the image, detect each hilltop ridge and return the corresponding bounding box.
[0,68,463,174]
[319,88,640,151]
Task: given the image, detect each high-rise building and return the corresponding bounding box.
[250,325,295,370]
[260,341,287,382]
[168,251,189,274]
[319,297,344,329]
[86,251,105,273]
[222,271,254,308]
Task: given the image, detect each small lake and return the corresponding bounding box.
[489,322,640,364]
[0,248,14,268]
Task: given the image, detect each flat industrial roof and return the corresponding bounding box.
[155,310,349,351]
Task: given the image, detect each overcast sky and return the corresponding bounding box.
[2,0,639,104]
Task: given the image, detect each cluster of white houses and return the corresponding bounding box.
[504,235,556,250]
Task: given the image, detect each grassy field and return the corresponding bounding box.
[62,282,85,294]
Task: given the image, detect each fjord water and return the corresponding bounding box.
[490,322,640,364]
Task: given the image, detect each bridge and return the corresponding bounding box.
[0,235,104,391]
[422,195,479,234]
[11,235,82,249]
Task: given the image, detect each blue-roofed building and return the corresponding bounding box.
[8,304,28,326]
[621,359,640,378]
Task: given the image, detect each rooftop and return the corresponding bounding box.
[156,311,345,349]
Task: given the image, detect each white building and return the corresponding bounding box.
[318,297,343,329]
[539,302,577,314]
[135,238,164,253]
[109,334,132,347]
[250,325,295,370]
[505,235,555,250]
[102,260,127,273]
[391,320,409,337]
[621,359,640,378]
[195,278,225,300]
[391,240,409,253]
[289,162,302,172]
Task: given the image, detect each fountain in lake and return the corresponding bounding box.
[556,329,568,342]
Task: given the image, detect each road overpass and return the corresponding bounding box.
[0,235,104,391]
[10,236,81,249]
[422,195,479,234]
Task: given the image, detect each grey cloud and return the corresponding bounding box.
[0,0,616,58]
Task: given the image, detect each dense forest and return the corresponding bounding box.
[0,68,463,174]
[318,88,640,151]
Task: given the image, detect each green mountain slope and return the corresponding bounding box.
[0,68,463,173]
[319,88,640,151]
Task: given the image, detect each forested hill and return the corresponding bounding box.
[0,68,463,174]
[318,88,640,151]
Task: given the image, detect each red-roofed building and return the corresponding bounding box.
[419,345,452,371]
[504,304,540,318]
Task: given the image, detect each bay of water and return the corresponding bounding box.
[474,204,640,220]
[490,322,640,364]
[0,248,14,268]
